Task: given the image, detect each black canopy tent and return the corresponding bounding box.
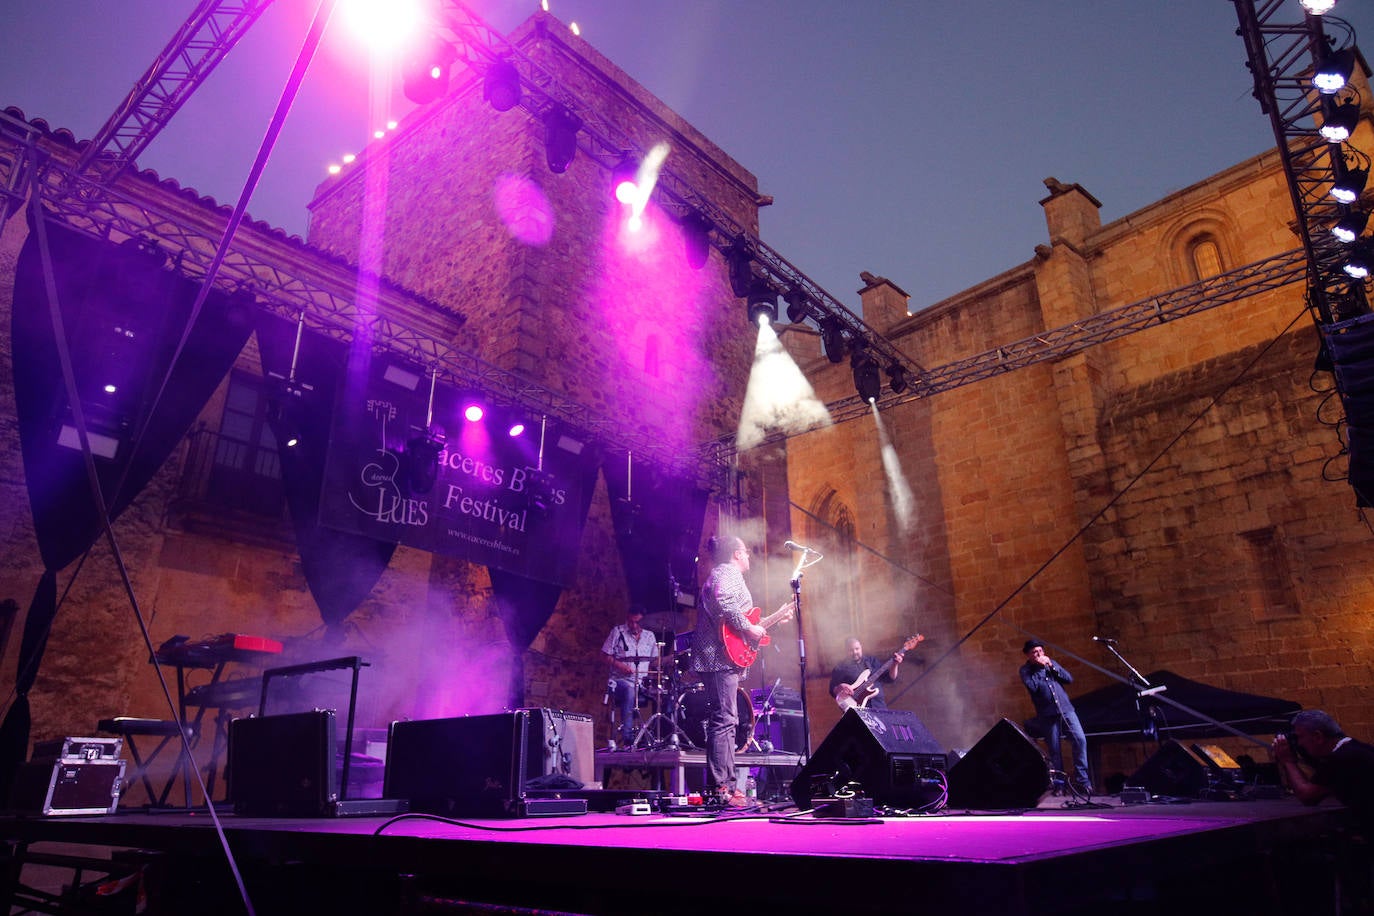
[1074,669,1301,742]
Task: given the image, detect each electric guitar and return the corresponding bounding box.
[834,635,923,711]
[720,600,796,668]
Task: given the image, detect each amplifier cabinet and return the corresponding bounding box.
[9,737,125,815]
[385,708,593,818]
[228,709,338,817]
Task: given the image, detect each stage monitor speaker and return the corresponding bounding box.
[1129,739,1210,798]
[385,708,594,818]
[789,708,946,810]
[228,710,336,817]
[945,718,1049,810]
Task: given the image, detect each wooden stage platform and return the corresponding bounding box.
[0,794,1359,915]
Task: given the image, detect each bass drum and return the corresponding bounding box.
[677,686,754,752]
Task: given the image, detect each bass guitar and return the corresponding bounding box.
[835,635,923,711]
[720,600,796,668]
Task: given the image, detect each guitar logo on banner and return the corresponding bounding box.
[319,365,592,587]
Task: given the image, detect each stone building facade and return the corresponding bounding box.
[0,10,1369,800]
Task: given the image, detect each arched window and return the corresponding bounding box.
[1187,234,1224,281]
[806,487,860,670]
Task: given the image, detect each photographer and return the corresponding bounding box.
[1272,709,1374,835]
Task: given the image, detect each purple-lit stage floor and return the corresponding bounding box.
[0,796,1352,915]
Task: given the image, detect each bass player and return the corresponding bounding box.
[691,535,794,807]
[830,636,910,711]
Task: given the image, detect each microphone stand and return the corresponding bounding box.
[1097,640,1165,744]
[790,550,813,759]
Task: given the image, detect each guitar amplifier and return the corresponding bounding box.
[385,708,593,818]
[9,737,125,816]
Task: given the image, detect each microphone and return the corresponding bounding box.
[783,540,812,552]
[1092,636,1118,645]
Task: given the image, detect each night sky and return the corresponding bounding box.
[2,0,1370,311]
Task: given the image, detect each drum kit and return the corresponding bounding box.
[618,628,764,753]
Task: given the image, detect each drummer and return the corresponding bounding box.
[601,604,660,748]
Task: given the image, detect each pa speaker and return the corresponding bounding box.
[946,718,1049,809]
[1129,739,1209,798]
[789,708,946,810]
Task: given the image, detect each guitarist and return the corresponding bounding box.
[691,535,792,807]
[830,637,905,710]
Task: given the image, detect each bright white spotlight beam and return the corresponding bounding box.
[624,142,670,232]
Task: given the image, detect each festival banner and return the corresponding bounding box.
[317,358,593,586]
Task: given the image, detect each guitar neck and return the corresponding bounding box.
[759,602,795,630]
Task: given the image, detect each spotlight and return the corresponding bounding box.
[543,106,582,174]
[1313,47,1356,95]
[1344,241,1373,279]
[819,317,847,364]
[1320,99,1360,143]
[483,59,522,112]
[1334,211,1370,243]
[1300,0,1336,13]
[464,404,484,422]
[726,240,754,298]
[886,362,909,395]
[1333,163,1369,205]
[784,289,811,324]
[611,156,640,204]
[403,431,446,495]
[680,209,711,269]
[850,346,881,403]
[508,421,526,437]
[402,37,456,105]
[747,281,778,327]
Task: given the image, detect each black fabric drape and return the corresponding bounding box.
[603,455,709,617]
[489,452,600,708]
[255,312,397,632]
[1,211,253,794]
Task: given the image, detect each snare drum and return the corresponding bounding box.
[676,686,754,752]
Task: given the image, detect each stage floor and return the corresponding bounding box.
[0,793,1354,915]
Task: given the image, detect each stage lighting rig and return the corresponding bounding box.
[483,58,522,111]
[886,362,909,395]
[1333,211,1369,244]
[542,105,582,174]
[402,35,457,105]
[820,317,848,364]
[747,281,779,327]
[851,345,881,403]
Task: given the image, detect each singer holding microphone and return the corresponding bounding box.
[1019,638,1092,796]
[601,605,659,749]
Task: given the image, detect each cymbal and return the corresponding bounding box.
[642,610,689,632]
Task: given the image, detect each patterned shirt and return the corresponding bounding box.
[601,624,659,679]
[693,561,755,673]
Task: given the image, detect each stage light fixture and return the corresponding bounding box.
[1321,99,1360,143]
[483,59,522,112]
[402,37,456,105]
[611,156,640,204]
[1344,241,1372,279]
[820,317,847,364]
[404,430,446,495]
[726,240,754,298]
[784,289,811,324]
[1300,0,1337,14]
[1333,163,1369,204]
[850,345,881,403]
[680,209,711,269]
[747,281,778,327]
[543,106,583,174]
[1314,47,1356,95]
[464,404,484,422]
[508,421,526,437]
[1334,211,1370,243]
[886,362,909,395]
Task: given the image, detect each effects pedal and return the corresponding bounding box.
[812,795,876,818]
[615,799,654,816]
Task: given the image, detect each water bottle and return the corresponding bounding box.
[746,774,758,799]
